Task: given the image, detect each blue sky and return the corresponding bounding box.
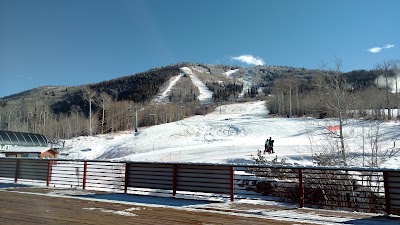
[0,0,399,98]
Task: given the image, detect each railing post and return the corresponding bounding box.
[298,168,304,208]
[82,161,88,190]
[46,160,52,187]
[124,163,130,194]
[14,159,20,183]
[230,166,234,202]
[383,171,391,215]
[173,164,177,197]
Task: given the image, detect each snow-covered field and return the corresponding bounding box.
[60,100,400,169]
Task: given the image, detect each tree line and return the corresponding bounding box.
[267,60,400,119]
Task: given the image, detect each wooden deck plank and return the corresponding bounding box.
[0,191,312,225]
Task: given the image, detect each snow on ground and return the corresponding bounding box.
[61,100,400,169]
[223,69,239,77]
[153,73,184,103]
[180,67,213,104]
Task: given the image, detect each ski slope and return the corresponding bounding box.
[223,69,239,77]
[153,73,184,103]
[60,100,400,169]
[153,66,213,104]
[180,67,213,104]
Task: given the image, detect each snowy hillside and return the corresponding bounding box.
[60,100,400,169]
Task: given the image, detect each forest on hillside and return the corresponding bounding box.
[0,60,399,141]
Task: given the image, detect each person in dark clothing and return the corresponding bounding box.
[269,137,274,153]
[264,138,269,154]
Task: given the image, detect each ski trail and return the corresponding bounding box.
[153,73,184,103]
[223,69,239,78]
[180,67,213,105]
[238,69,252,98]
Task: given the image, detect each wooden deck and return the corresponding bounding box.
[0,188,399,225]
[0,190,312,225]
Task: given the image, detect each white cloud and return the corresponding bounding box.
[384,44,395,49]
[368,44,395,53]
[368,47,382,53]
[231,54,265,66]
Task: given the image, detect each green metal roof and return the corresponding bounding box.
[0,130,48,147]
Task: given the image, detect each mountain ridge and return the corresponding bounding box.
[0,62,324,101]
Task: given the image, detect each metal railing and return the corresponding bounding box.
[0,158,399,215]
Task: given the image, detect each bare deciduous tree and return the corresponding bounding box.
[314,58,350,165]
[376,60,394,119]
[391,60,400,117]
[98,92,113,134]
[84,87,95,136]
